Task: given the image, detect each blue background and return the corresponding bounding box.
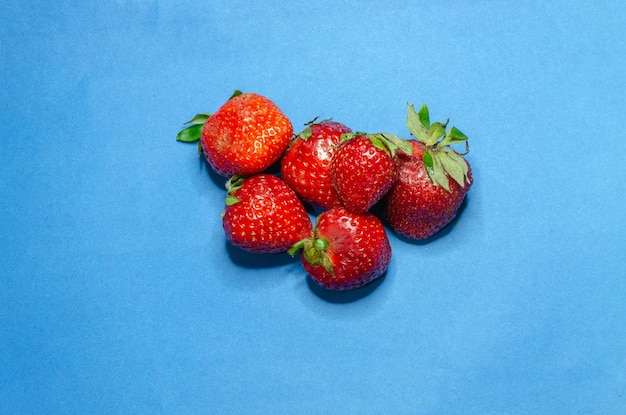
[2,1,626,414]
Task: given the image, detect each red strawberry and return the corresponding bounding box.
[384,103,473,240]
[177,91,293,177]
[331,133,413,213]
[222,174,312,253]
[280,119,352,209]
[289,206,391,290]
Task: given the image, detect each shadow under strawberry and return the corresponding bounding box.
[199,155,229,189]
[305,271,388,303]
[225,242,299,268]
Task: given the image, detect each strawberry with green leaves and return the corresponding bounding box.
[331,132,413,213]
[384,103,473,240]
[222,174,312,253]
[177,91,293,177]
[280,119,352,209]
[289,206,391,290]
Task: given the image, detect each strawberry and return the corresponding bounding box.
[176,91,293,177]
[280,119,352,209]
[289,206,391,290]
[384,103,473,240]
[331,132,413,213]
[222,174,312,253]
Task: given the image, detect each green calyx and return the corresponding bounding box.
[175,90,242,145]
[406,103,471,192]
[288,236,333,274]
[229,90,243,99]
[176,113,211,150]
[297,116,333,140]
[339,132,413,157]
[224,176,246,206]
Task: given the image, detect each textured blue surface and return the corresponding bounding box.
[2,1,626,414]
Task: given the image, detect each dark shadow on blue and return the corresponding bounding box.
[306,271,387,304]
[226,242,298,269]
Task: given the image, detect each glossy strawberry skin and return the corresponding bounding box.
[301,206,391,290]
[280,121,351,209]
[331,135,398,213]
[222,174,312,253]
[384,140,472,240]
[201,93,293,177]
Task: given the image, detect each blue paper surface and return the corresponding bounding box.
[2,1,626,414]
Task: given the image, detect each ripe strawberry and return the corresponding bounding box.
[331,133,413,213]
[222,174,312,253]
[289,206,391,290]
[280,119,352,209]
[177,91,293,177]
[384,103,473,240]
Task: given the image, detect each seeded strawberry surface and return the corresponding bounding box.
[179,96,475,292]
[331,135,399,213]
[385,140,472,240]
[296,206,392,290]
[201,93,293,177]
[222,174,312,253]
[281,121,351,209]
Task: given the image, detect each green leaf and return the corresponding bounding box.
[230,90,243,99]
[422,150,434,169]
[449,126,467,142]
[225,175,246,193]
[183,113,211,125]
[381,133,413,156]
[428,151,451,192]
[406,103,429,142]
[225,195,241,206]
[369,135,387,152]
[438,150,466,188]
[417,104,430,128]
[300,126,313,140]
[302,240,318,265]
[340,133,357,143]
[321,255,334,274]
[426,122,446,146]
[441,126,468,146]
[176,123,203,142]
[287,240,305,256]
[443,149,470,186]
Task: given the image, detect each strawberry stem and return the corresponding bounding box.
[287,240,305,256]
[291,237,334,274]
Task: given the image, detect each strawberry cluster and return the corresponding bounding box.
[177,91,473,291]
